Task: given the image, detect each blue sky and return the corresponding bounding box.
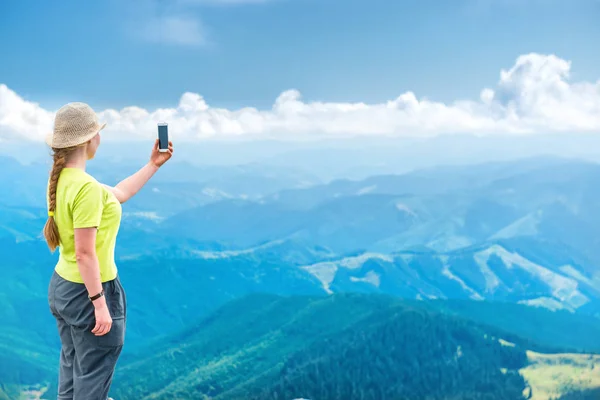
[1,0,599,111]
[1,0,600,144]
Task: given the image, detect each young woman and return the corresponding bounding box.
[44,102,173,399]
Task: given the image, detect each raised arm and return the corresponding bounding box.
[103,139,173,203]
[103,162,159,203]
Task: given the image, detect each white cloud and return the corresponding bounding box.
[1,53,599,144]
[0,85,54,141]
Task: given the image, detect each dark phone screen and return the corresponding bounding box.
[158,124,168,149]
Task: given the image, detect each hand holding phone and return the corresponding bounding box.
[158,122,169,153]
[150,122,174,168]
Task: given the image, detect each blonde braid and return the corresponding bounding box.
[43,146,78,251]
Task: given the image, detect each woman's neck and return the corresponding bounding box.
[64,149,87,170]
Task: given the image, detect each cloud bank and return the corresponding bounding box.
[1,53,599,144]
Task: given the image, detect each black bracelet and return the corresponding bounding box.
[89,290,105,302]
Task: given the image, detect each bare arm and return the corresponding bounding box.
[74,227,112,336]
[103,162,159,203]
[103,139,173,203]
[74,228,104,299]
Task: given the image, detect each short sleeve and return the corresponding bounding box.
[72,181,104,229]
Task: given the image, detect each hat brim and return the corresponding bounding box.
[45,122,106,149]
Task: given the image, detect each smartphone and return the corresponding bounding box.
[157,122,169,153]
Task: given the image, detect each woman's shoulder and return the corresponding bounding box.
[61,168,101,186]
[60,169,104,199]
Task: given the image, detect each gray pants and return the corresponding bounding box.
[48,271,127,400]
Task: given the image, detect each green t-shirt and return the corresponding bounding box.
[50,167,122,283]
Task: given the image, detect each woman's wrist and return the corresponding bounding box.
[91,294,107,310]
[148,160,161,170]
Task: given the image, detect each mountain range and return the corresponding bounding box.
[11,293,600,400]
[2,154,600,398]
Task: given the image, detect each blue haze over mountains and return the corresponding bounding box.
[2,134,600,398]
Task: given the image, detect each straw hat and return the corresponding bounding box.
[45,102,106,148]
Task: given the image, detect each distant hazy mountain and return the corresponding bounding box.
[144,156,600,316]
[3,156,600,342]
[0,155,322,217]
[7,134,600,181]
[158,156,600,257]
[300,240,599,311]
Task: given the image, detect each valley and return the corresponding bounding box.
[521,351,600,400]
